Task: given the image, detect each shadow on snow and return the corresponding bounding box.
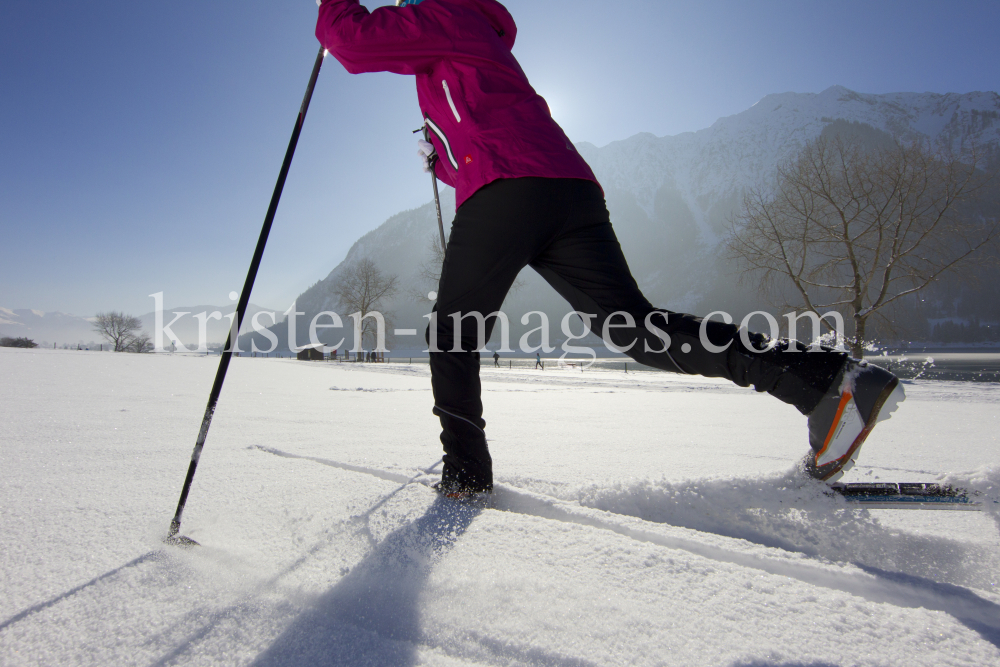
[250,495,479,667]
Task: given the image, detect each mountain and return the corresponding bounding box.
[136,303,279,350]
[575,86,1000,310]
[240,197,459,353]
[0,308,100,348]
[241,86,1000,353]
[0,304,278,350]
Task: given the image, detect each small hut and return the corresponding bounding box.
[297,344,325,361]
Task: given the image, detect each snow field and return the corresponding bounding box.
[1,348,999,666]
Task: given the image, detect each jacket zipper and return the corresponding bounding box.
[442,80,462,123]
[424,116,459,171]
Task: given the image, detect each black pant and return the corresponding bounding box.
[428,178,844,492]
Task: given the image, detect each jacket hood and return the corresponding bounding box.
[454,0,516,49]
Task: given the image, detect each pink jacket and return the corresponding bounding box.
[316,0,598,208]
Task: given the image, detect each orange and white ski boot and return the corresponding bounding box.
[802,359,905,482]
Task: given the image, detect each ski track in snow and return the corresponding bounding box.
[0,552,161,634]
[251,445,1000,646]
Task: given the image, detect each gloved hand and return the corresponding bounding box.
[417,139,436,174]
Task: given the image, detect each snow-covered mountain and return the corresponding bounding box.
[1,304,279,349]
[581,86,1000,243]
[246,86,1000,351]
[0,308,99,348]
[575,86,1000,308]
[240,196,458,352]
[136,303,279,349]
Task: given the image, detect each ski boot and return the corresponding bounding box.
[802,359,905,482]
[432,480,493,507]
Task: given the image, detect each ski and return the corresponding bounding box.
[829,482,984,510]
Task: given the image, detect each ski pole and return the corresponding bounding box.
[422,125,447,253]
[166,46,327,546]
[430,166,446,253]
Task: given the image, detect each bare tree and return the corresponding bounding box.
[125,332,153,353]
[93,311,151,352]
[728,134,999,357]
[411,233,447,300]
[333,258,400,350]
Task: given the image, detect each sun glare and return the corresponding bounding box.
[545,96,561,121]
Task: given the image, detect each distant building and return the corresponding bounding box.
[297,344,325,361]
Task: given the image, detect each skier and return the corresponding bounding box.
[316,0,904,499]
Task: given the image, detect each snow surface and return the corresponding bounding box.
[2,348,999,666]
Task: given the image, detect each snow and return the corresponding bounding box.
[2,347,999,666]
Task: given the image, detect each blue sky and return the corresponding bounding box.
[2,0,998,316]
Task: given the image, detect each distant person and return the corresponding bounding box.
[493,351,500,367]
[317,0,904,499]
